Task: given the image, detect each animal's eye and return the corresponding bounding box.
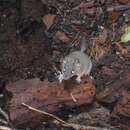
[63,68,66,72]
[63,60,66,64]
[75,58,79,63]
[71,70,74,74]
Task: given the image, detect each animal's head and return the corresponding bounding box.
[61,57,80,81]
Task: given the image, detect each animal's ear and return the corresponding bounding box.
[59,57,64,64]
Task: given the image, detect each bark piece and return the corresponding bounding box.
[68,106,110,126]
[6,79,95,127]
[113,91,130,117]
[96,71,130,103]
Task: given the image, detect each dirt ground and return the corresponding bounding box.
[0,0,130,130]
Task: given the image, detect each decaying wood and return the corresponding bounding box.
[113,91,130,117]
[6,78,95,127]
[96,70,130,103]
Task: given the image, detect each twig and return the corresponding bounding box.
[70,92,77,102]
[21,103,110,130]
[0,118,8,125]
[107,4,130,12]
[0,108,9,123]
[72,3,130,12]
[0,126,13,130]
[21,103,72,128]
[0,94,4,98]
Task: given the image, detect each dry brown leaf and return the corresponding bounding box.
[107,11,122,24]
[55,31,70,43]
[43,14,56,29]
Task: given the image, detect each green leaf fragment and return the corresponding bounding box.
[121,26,130,43]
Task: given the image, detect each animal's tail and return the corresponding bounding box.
[80,37,87,52]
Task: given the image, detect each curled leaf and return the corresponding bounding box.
[121,26,130,43]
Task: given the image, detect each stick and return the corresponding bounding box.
[21,103,72,128]
[107,4,130,12]
[21,103,110,130]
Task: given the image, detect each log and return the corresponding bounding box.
[6,78,95,128]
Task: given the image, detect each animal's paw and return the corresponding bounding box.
[90,76,93,79]
[55,70,63,83]
[76,76,81,83]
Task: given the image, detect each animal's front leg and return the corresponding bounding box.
[58,73,64,83]
[76,75,81,83]
[55,70,63,83]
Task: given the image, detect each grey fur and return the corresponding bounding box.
[58,41,92,82]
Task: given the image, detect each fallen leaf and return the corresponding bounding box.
[107,11,122,24]
[55,31,70,43]
[121,26,130,43]
[43,14,56,29]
